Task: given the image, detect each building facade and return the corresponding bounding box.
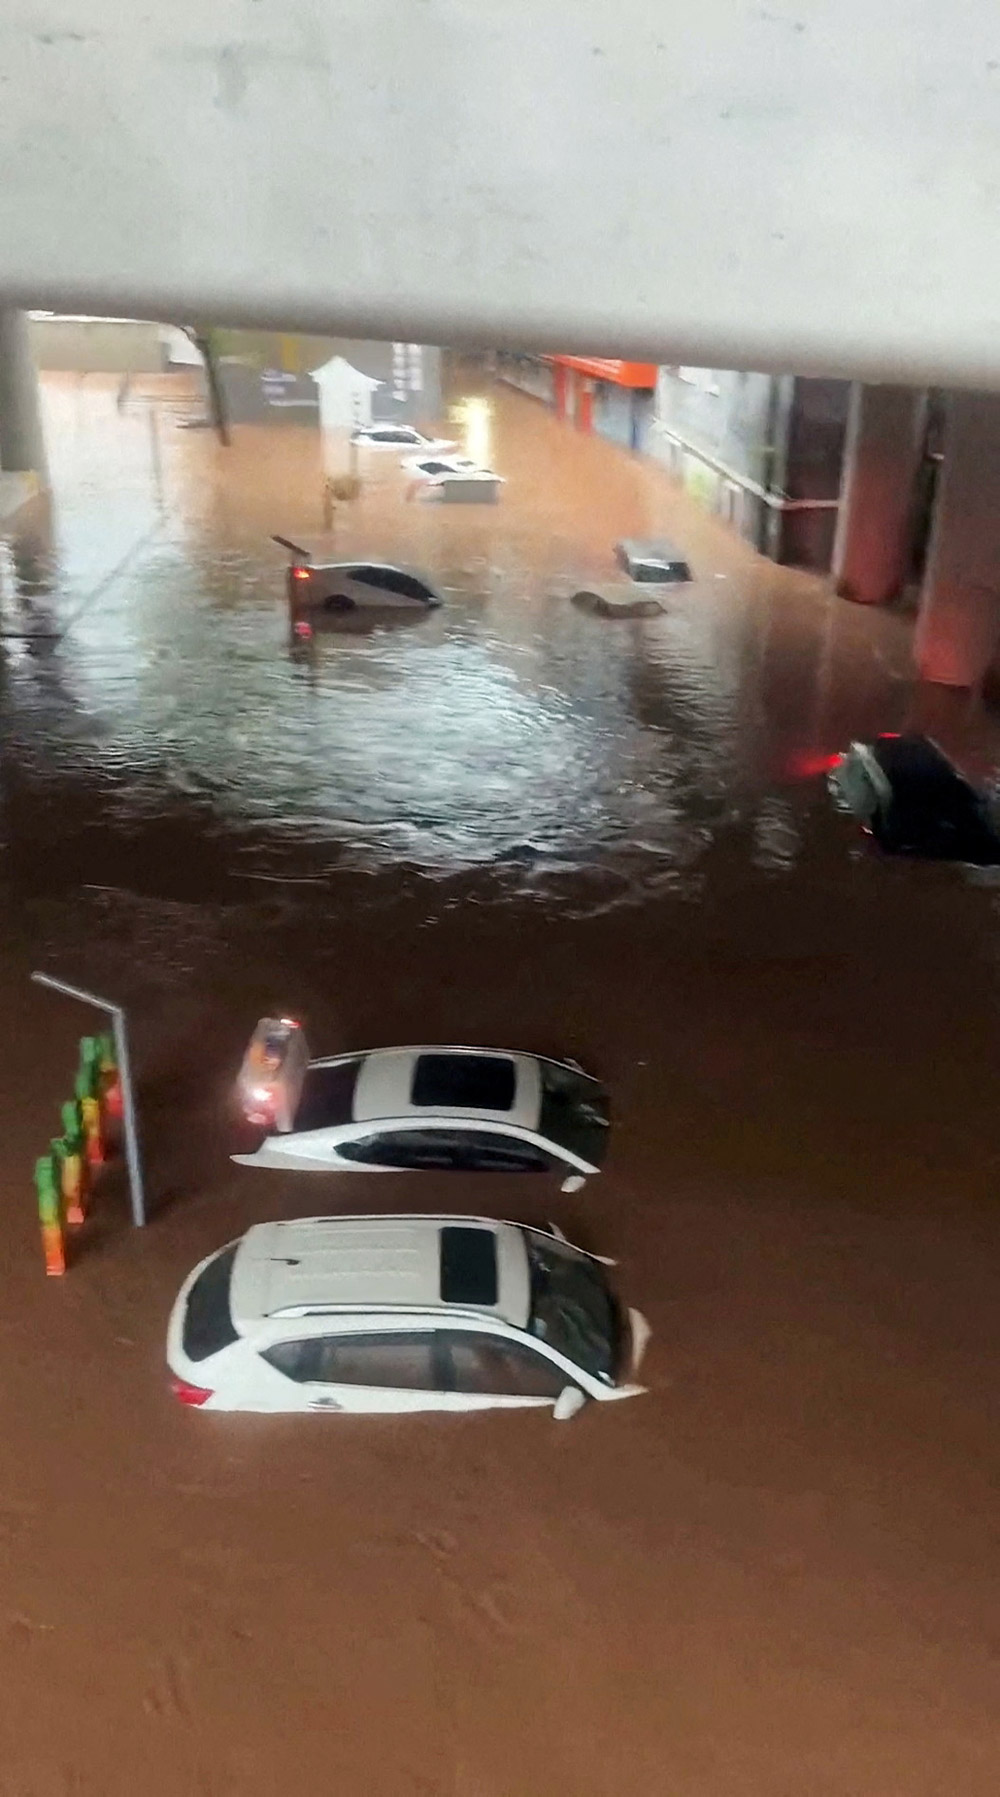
[649,368,851,571]
[496,353,657,455]
[497,352,853,572]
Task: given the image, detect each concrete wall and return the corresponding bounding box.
[651,369,777,491]
[29,316,166,373]
[779,377,851,569]
[650,369,848,570]
[650,368,780,553]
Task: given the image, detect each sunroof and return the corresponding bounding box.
[440,1227,498,1306]
[412,1053,516,1111]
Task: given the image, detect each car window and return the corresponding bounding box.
[183,1245,240,1361]
[390,572,434,600]
[440,1332,566,1399]
[351,566,393,591]
[454,1132,554,1172]
[312,1333,439,1389]
[338,1129,553,1171]
[338,1129,466,1169]
[260,1338,315,1382]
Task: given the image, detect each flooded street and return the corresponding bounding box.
[1,365,999,1795]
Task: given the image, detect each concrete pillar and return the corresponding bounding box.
[832,383,926,603]
[915,390,1000,687]
[0,308,47,479]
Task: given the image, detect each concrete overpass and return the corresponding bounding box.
[0,0,998,385]
[3,0,1000,684]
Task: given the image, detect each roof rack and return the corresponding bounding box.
[267,1300,496,1322]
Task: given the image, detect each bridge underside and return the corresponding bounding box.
[1,1,999,386]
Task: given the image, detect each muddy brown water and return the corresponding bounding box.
[0,369,998,1794]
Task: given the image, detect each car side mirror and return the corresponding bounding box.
[553,1386,587,1422]
[560,1173,586,1194]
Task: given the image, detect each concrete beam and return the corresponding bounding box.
[915,392,1000,687]
[833,386,926,605]
[2,3,1000,384]
[0,309,47,479]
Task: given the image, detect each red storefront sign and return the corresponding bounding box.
[547,356,657,387]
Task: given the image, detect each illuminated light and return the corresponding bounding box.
[279,1017,300,1030]
[294,619,313,639]
[786,751,843,779]
[292,566,310,582]
[250,1086,271,1103]
[878,732,901,739]
[170,1377,213,1406]
[461,395,493,469]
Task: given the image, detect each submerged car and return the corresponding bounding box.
[402,453,481,477]
[234,1024,610,1188]
[350,424,457,454]
[828,733,1000,864]
[167,1213,649,1416]
[614,539,692,584]
[279,549,442,613]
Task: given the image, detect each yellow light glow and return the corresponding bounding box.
[460,396,493,468]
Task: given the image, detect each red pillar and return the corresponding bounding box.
[578,378,594,434]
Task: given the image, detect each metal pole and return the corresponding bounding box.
[31,971,147,1227]
[110,1008,145,1228]
[147,402,164,512]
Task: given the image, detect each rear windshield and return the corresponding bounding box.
[635,558,690,583]
[182,1245,239,1362]
[293,1059,362,1132]
[538,1063,610,1167]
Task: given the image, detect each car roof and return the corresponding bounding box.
[351,1047,542,1129]
[228,1214,530,1333]
[308,559,437,583]
[617,538,686,560]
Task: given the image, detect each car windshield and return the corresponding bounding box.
[523,1232,618,1384]
[538,1061,610,1166]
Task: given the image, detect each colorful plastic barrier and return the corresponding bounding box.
[37,1032,119,1274]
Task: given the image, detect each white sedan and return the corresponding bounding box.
[234,1026,610,1189]
[350,424,457,454]
[167,1213,650,1417]
[285,559,442,613]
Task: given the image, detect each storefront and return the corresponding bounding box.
[548,357,658,451]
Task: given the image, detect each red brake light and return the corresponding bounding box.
[170,1376,213,1407]
[292,566,310,582]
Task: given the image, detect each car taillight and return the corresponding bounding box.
[171,1376,213,1407]
[292,566,310,582]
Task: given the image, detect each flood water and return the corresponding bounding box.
[1,366,998,1795]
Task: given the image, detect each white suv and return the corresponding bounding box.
[167,1214,650,1419]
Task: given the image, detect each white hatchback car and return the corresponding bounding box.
[351,424,457,454]
[167,1214,650,1417]
[234,1026,610,1189]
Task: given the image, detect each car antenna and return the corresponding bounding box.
[272,535,312,563]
